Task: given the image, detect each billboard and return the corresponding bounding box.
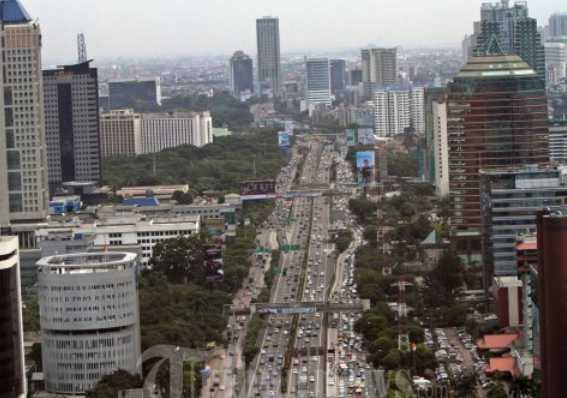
[358,128,375,145]
[356,151,375,186]
[346,129,357,147]
[240,180,277,200]
[285,120,295,136]
[278,131,290,149]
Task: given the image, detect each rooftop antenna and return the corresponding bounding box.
[77,33,87,63]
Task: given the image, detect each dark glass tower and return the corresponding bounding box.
[474,0,545,81]
[43,61,101,193]
[447,55,549,232]
[229,51,254,97]
[330,59,346,94]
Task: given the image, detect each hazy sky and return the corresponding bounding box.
[25,0,561,63]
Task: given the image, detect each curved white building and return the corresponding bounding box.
[37,252,141,394]
[0,237,26,398]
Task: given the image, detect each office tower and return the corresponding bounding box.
[108,78,161,109]
[256,17,281,96]
[480,165,567,277]
[536,210,567,398]
[37,252,141,394]
[549,13,567,38]
[474,0,545,80]
[0,236,26,398]
[100,110,143,158]
[544,42,567,87]
[330,59,346,94]
[462,23,481,62]
[447,55,549,232]
[0,0,49,226]
[305,58,331,115]
[361,48,398,97]
[373,86,424,137]
[229,51,254,98]
[77,32,87,63]
[140,111,213,152]
[432,101,449,197]
[549,121,567,163]
[349,69,363,86]
[43,61,101,193]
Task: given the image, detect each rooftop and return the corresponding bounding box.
[477,334,520,350]
[0,0,31,24]
[485,357,518,377]
[37,252,138,271]
[455,55,536,79]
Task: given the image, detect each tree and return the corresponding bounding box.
[363,225,378,247]
[453,370,478,398]
[349,197,378,224]
[382,348,402,370]
[487,383,509,398]
[427,250,463,300]
[414,344,437,373]
[86,370,142,398]
[28,343,42,371]
[150,235,208,284]
[510,375,536,398]
[172,190,193,205]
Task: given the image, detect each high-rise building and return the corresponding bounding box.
[304,58,331,115]
[0,236,26,398]
[536,210,567,398]
[422,87,447,184]
[361,48,398,97]
[108,78,161,109]
[100,110,142,158]
[462,22,481,62]
[37,252,141,394]
[373,86,424,137]
[256,17,281,96]
[229,51,254,98]
[43,61,101,193]
[432,101,449,197]
[330,59,346,94]
[140,111,213,152]
[549,13,567,39]
[480,165,567,277]
[349,69,363,86]
[0,0,49,226]
[474,0,545,80]
[549,121,567,163]
[447,55,549,232]
[544,42,567,87]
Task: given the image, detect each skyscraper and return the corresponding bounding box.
[229,51,254,98]
[474,0,545,80]
[330,59,346,94]
[447,55,549,232]
[0,236,26,398]
[361,48,398,97]
[0,0,49,227]
[304,58,331,115]
[108,78,161,109]
[549,13,567,39]
[256,17,281,96]
[43,61,101,193]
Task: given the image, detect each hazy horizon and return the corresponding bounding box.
[25,0,560,64]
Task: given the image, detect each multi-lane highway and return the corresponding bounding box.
[216,135,372,398]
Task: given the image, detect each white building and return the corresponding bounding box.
[0,2,49,226]
[74,216,201,265]
[544,42,567,87]
[140,111,213,153]
[304,58,331,116]
[37,252,141,394]
[100,109,142,158]
[549,121,567,163]
[432,101,449,197]
[374,87,424,136]
[0,236,26,398]
[101,110,213,158]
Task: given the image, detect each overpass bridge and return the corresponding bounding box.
[228,300,371,316]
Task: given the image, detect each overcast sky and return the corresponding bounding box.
[24,0,560,63]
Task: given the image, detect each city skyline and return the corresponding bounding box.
[26,0,560,63]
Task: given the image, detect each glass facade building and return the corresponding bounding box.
[447,55,549,232]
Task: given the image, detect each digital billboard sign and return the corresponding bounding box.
[240,180,277,200]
